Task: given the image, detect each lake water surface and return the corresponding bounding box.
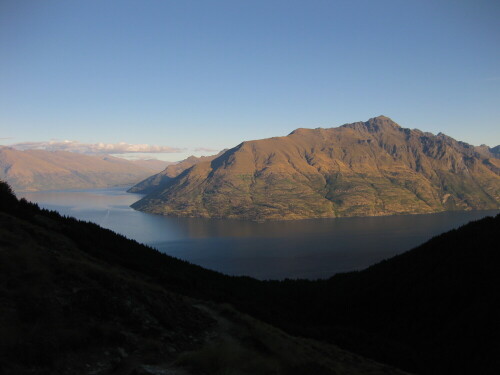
[21,187,499,280]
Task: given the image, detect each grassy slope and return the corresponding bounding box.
[0,211,212,374]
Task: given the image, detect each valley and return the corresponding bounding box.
[3,2,499,374]
[22,186,499,280]
[2,181,499,374]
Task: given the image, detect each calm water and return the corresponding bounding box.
[21,187,499,280]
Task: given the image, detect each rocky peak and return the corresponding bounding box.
[365,115,401,131]
[339,115,401,134]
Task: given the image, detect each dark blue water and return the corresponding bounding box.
[21,187,499,280]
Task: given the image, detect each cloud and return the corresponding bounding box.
[193,147,220,152]
[9,140,184,154]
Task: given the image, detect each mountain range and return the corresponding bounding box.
[0,147,170,191]
[132,116,500,220]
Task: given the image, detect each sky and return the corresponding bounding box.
[1,0,499,161]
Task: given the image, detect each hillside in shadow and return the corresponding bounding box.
[1,180,499,374]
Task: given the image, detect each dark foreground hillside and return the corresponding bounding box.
[261,214,500,374]
[1,180,499,374]
[0,181,407,375]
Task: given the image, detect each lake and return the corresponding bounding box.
[20,187,499,280]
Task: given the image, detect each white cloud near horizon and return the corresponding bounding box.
[193,147,220,153]
[8,140,185,154]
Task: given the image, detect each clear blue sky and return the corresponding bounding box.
[1,0,499,160]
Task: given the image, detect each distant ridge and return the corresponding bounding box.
[132,116,500,220]
[128,150,227,194]
[0,147,169,191]
[129,158,174,172]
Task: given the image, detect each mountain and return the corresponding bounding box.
[129,158,173,172]
[260,213,500,375]
[133,116,500,220]
[0,181,408,375]
[0,147,169,191]
[128,150,227,194]
[490,145,500,158]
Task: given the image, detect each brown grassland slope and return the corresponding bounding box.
[128,150,227,194]
[133,116,500,220]
[0,148,167,191]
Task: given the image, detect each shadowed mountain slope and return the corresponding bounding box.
[1,180,498,374]
[128,150,227,194]
[259,213,500,374]
[0,182,408,375]
[133,116,499,220]
[0,148,168,191]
